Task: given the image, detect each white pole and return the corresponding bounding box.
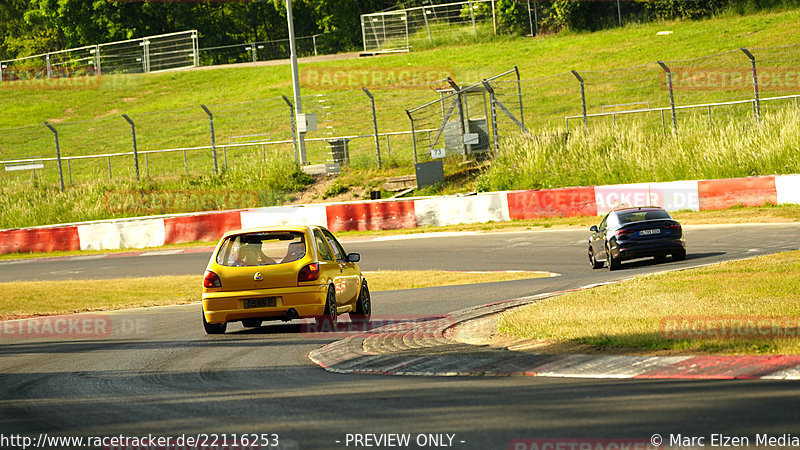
[286,0,307,165]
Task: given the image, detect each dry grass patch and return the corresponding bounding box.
[498,251,800,355]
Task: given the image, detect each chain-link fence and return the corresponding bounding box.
[406,68,525,165]
[198,32,344,66]
[362,0,497,53]
[0,31,198,83]
[0,29,347,83]
[553,44,800,135]
[3,39,800,191]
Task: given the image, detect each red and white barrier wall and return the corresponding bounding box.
[1,175,797,255]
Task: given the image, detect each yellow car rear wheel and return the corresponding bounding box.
[203,309,227,334]
[350,281,371,323]
[315,285,338,330]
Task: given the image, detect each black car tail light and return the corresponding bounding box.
[615,228,635,237]
[203,270,222,288]
[298,263,320,282]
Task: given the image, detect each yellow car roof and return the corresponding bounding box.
[220,225,319,239]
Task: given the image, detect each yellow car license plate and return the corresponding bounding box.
[244,297,278,309]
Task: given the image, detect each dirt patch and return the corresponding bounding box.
[94,108,123,119]
[289,175,373,204]
[46,107,76,123]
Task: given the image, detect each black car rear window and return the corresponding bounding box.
[617,209,671,224]
[216,232,306,267]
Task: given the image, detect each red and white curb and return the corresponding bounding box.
[2,174,798,255]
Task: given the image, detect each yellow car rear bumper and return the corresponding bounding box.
[202,285,328,324]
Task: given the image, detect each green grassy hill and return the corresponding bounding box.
[1,8,800,229]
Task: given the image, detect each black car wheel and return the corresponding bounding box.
[607,245,621,271]
[350,281,372,323]
[673,249,687,261]
[203,310,227,334]
[242,319,262,328]
[588,247,603,269]
[315,285,338,330]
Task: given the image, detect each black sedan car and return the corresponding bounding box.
[588,206,686,271]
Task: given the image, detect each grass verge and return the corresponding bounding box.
[498,251,800,355]
[0,270,550,320]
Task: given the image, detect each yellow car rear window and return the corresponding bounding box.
[216,232,306,267]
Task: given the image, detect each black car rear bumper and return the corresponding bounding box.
[613,238,685,261]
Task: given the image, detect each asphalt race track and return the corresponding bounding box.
[1,224,800,449]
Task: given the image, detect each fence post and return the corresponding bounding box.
[121,114,140,180]
[571,70,588,133]
[94,45,101,76]
[468,0,478,37]
[707,105,713,130]
[362,88,382,169]
[44,122,65,191]
[657,61,678,136]
[446,77,469,157]
[282,95,300,166]
[184,149,188,174]
[200,105,219,175]
[192,31,200,67]
[107,156,112,180]
[313,35,318,56]
[141,39,151,73]
[741,48,761,123]
[406,110,418,165]
[482,80,500,156]
[491,0,497,35]
[68,159,72,185]
[251,42,257,63]
[422,7,433,43]
[514,66,525,128]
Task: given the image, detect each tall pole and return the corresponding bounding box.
[122,114,140,180]
[283,95,299,166]
[44,122,65,192]
[657,61,678,135]
[571,70,588,133]
[741,48,761,123]
[286,0,307,165]
[200,105,219,175]
[363,88,382,169]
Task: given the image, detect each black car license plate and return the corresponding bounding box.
[244,297,278,309]
[640,229,661,236]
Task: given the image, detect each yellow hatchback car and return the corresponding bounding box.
[201,225,371,334]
